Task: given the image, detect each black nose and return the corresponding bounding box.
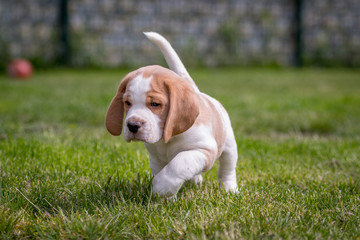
[127,122,141,133]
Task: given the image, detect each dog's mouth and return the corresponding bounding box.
[125,133,150,143]
[125,133,161,144]
[125,133,143,142]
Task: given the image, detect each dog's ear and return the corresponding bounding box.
[106,72,136,136]
[163,79,200,143]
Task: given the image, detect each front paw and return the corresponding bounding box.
[190,174,203,185]
[152,172,183,198]
[220,180,238,193]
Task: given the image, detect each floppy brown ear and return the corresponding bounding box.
[163,80,200,143]
[105,73,134,136]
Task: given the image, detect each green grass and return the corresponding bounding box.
[1,68,359,239]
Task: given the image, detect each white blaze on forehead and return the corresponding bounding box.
[128,74,152,104]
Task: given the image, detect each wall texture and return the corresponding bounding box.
[0,0,359,68]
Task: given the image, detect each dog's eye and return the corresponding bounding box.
[150,102,161,107]
[124,101,131,106]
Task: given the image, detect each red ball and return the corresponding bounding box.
[7,59,33,79]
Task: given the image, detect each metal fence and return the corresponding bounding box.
[0,0,359,68]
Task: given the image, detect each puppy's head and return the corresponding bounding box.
[106,65,199,144]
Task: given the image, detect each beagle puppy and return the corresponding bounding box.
[106,32,238,198]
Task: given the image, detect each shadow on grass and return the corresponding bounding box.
[98,174,154,206]
[13,172,212,218]
[11,174,154,217]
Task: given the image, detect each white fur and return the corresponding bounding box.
[123,74,163,143]
[118,33,238,198]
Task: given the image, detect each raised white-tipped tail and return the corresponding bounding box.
[144,32,199,92]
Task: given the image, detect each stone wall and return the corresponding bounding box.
[0,0,59,67]
[69,0,295,67]
[0,0,359,68]
[302,0,360,66]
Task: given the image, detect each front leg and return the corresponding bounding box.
[149,153,166,177]
[152,150,207,198]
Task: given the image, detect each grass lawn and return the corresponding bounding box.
[0,68,359,239]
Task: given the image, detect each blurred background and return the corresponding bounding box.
[0,0,359,69]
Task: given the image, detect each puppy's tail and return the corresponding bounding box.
[144,32,199,92]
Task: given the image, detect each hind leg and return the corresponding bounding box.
[218,132,238,192]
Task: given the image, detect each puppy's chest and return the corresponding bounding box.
[144,141,178,164]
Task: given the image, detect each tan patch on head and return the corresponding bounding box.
[140,65,200,143]
[148,77,170,132]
